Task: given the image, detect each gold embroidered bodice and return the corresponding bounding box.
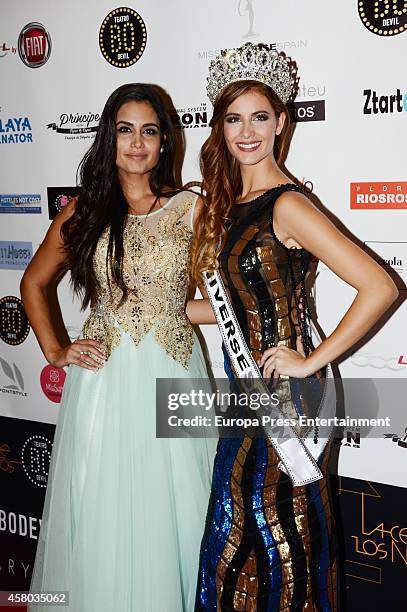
[81,191,197,369]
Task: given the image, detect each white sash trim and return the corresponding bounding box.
[203,269,336,487]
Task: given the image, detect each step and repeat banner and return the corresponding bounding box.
[1,0,406,608]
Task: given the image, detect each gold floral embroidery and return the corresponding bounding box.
[81,193,195,369]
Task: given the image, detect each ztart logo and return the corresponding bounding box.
[350,182,407,210]
[363,89,407,114]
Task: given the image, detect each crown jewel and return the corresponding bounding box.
[206,42,295,105]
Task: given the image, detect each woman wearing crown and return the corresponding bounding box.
[191,43,398,611]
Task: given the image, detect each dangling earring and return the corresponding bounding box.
[160,145,164,154]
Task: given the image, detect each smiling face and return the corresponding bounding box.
[223,89,285,166]
[115,100,162,177]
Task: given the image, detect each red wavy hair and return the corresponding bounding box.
[190,80,291,286]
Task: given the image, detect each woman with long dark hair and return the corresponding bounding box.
[191,44,398,610]
[22,83,215,611]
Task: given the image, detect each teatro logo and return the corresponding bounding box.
[363,88,407,114]
[40,365,66,403]
[172,103,208,129]
[47,186,79,219]
[0,357,27,398]
[0,241,33,270]
[21,435,53,488]
[358,0,406,36]
[350,182,407,210]
[47,112,100,141]
[18,22,51,67]
[99,7,147,68]
[0,116,33,145]
[0,296,30,346]
[0,194,41,214]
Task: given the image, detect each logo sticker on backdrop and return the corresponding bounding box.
[290,100,325,123]
[363,88,407,114]
[18,22,51,67]
[21,435,53,487]
[238,0,256,38]
[47,187,79,219]
[99,7,147,68]
[0,357,27,398]
[350,350,407,371]
[47,112,100,141]
[288,82,326,124]
[198,41,308,61]
[350,182,407,210]
[0,242,32,270]
[358,0,407,36]
[0,42,17,58]
[0,441,22,473]
[363,241,407,289]
[0,296,30,346]
[172,103,208,129]
[40,365,66,403]
[384,426,407,448]
[0,116,33,145]
[0,194,41,214]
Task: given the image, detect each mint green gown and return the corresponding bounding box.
[29,191,216,611]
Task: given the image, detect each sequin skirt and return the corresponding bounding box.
[195,434,337,611]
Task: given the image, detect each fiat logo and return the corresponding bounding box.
[18,22,51,67]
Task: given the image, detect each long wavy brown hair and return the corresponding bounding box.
[190,80,291,286]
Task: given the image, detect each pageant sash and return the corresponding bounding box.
[203,269,336,487]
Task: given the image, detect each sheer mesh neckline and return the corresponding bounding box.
[127,194,177,217]
[234,183,295,206]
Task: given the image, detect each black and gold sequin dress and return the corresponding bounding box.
[195,184,337,612]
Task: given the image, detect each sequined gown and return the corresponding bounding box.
[29,191,216,612]
[195,185,337,611]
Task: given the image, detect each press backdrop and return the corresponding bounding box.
[0,0,406,605]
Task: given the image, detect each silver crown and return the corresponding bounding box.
[206,42,295,105]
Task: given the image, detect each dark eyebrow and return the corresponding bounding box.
[224,110,270,118]
[116,120,160,128]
